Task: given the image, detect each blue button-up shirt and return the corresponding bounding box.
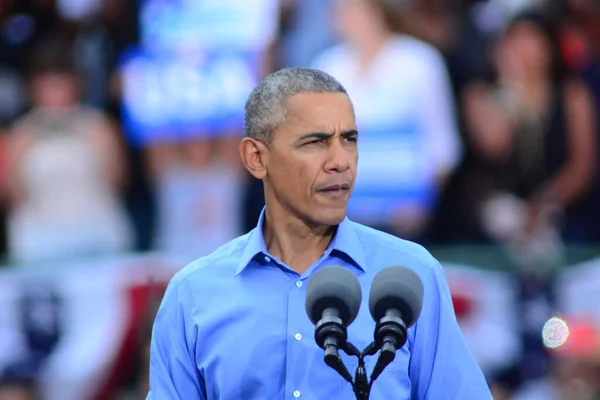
[147,209,492,399]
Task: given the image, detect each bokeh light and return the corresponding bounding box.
[542,316,570,349]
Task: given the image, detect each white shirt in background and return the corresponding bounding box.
[312,35,462,225]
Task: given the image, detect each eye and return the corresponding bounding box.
[305,139,324,146]
[344,136,358,143]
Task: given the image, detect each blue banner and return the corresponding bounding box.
[139,0,278,53]
[347,122,437,223]
[119,47,260,146]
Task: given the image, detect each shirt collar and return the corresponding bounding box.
[236,207,366,275]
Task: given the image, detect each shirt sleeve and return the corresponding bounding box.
[147,273,206,399]
[409,261,492,399]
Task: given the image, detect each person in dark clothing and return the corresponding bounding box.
[455,11,596,246]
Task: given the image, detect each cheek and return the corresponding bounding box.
[279,161,322,201]
[523,41,541,59]
[533,45,551,67]
[270,159,305,196]
[519,37,549,67]
[351,148,359,166]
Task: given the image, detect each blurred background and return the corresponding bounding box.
[0,0,599,399]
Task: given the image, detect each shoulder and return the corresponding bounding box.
[560,77,595,121]
[388,35,449,77]
[76,106,113,128]
[562,77,593,101]
[350,221,439,274]
[10,110,40,133]
[169,233,250,288]
[391,35,444,62]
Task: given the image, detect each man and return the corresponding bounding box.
[147,68,492,399]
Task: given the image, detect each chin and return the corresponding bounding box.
[312,207,347,226]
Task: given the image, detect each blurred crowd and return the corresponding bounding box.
[0,0,599,399]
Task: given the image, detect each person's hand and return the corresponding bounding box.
[524,189,562,236]
[524,198,544,235]
[462,81,514,162]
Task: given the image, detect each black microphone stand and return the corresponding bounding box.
[329,313,408,400]
[316,311,408,399]
[341,341,390,400]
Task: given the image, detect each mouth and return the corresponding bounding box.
[317,183,350,198]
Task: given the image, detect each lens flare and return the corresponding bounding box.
[542,316,570,349]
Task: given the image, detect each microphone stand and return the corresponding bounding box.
[343,342,380,400]
[324,317,407,399]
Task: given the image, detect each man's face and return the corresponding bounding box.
[263,92,358,226]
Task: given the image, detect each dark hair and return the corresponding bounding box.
[28,36,76,77]
[505,10,567,85]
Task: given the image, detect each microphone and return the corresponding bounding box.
[368,266,424,381]
[305,266,362,383]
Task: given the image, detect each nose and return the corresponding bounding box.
[324,140,351,173]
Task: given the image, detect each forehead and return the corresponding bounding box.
[508,22,547,40]
[284,92,355,128]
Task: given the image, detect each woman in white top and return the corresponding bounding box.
[312,0,462,241]
[5,38,133,264]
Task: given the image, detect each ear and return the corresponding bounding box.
[239,137,268,179]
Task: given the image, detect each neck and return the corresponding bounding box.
[262,204,337,275]
[354,29,393,73]
[37,104,77,113]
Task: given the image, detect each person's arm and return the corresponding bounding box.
[523,79,596,233]
[86,112,129,193]
[462,82,514,163]
[147,273,205,399]
[540,79,596,207]
[4,125,34,206]
[409,261,492,399]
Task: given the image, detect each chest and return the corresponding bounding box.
[349,78,423,130]
[191,277,412,400]
[328,50,424,129]
[336,73,431,187]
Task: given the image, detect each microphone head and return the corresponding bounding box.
[369,266,424,327]
[305,266,362,326]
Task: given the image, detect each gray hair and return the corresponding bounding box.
[244,67,347,146]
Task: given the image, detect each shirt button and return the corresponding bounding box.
[264,256,271,262]
[295,333,302,341]
[293,390,301,398]
[296,280,303,288]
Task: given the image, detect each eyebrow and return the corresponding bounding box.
[297,129,358,142]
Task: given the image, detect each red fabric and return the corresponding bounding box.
[560,25,590,72]
[452,294,474,321]
[551,318,599,360]
[93,281,167,400]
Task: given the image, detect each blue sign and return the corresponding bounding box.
[139,0,278,53]
[119,47,260,146]
[347,121,437,223]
